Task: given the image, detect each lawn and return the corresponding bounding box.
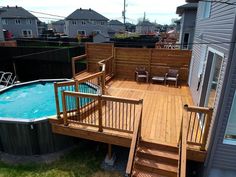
[0,142,123,177]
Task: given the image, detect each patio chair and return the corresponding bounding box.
[165,69,179,87]
[135,66,149,83]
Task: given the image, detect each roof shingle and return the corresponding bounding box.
[0,6,37,19]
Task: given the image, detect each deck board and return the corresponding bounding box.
[106,79,194,146]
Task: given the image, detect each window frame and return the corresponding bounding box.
[15,19,21,25]
[201,1,212,19]
[22,29,33,38]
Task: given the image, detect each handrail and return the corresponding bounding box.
[178,106,187,177]
[126,102,143,176]
[72,54,87,78]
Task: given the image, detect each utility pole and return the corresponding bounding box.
[123,0,126,27]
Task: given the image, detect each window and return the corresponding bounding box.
[77,30,86,36]
[2,19,7,25]
[201,1,211,19]
[22,30,32,38]
[26,19,32,24]
[81,21,86,25]
[72,21,77,25]
[224,91,236,145]
[101,21,105,25]
[15,19,21,24]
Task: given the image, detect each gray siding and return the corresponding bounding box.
[189,0,236,173]
[179,10,197,49]
[65,20,108,38]
[2,18,38,38]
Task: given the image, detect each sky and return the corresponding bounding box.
[1,0,186,24]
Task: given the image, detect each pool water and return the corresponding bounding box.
[0,82,96,119]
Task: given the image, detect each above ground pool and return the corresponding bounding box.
[0,79,97,156]
[0,80,97,120]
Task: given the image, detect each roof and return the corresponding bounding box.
[176,3,198,15]
[109,20,123,25]
[137,21,154,26]
[52,20,65,25]
[66,8,109,21]
[0,6,37,19]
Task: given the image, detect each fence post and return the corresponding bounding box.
[201,108,213,151]
[62,91,68,126]
[54,82,61,119]
[98,95,103,132]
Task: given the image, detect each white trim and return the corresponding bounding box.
[22,29,33,38]
[77,30,86,35]
[204,47,224,107]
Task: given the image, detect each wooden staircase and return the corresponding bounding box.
[131,141,179,177]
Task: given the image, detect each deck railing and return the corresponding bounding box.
[125,104,143,177]
[98,56,114,81]
[72,54,87,78]
[184,105,213,151]
[61,91,143,133]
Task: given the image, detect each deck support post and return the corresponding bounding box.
[75,80,80,117]
[105,143,116,166]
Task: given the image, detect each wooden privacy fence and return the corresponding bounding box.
[72,43,191,82]
[62,91,143,133]
[114,47,191,82]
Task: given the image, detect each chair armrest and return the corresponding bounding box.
[176,74,179,79]
[165,73,168,78]
[145,71,149,75]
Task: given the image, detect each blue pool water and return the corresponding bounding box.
[0,82,96,119]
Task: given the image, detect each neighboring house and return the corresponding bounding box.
[136,20,155,34]
[186,0,236,176]
[0,6,38,38]
[37,21,47,36]
[50,20,65,33]
[108,20,125,33]
[174,19,181,33]
[64,8,109,38]
[125,22,136,32]
[176,3,198,49]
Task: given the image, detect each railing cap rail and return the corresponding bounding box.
[184,104,213,113]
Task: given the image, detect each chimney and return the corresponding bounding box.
[7,5,9,8]
[16,5,18,8]
[80,8,82,10]
[89,8,91,11]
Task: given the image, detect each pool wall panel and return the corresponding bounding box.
[0,120,75,156]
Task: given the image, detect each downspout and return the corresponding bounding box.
[203,12,236,177]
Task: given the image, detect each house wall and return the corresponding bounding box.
[136,25,155,34]
[65,20,108,38]
[188,0,236,174]
[180,9,197,49]
[52,23,64,33]
[2,18,38,38]
[109,24,125,32]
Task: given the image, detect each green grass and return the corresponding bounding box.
[0,143,122,177]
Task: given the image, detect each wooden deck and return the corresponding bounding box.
[106,79,193,146]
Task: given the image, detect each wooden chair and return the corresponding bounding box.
[135,66,149,83]
[165,69,179,87]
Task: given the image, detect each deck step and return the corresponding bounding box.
[136,146,178,166]
[134,157,178,177]
[139,141,178,153]
[132,169,166,177]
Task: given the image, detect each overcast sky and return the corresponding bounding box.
[1,0,186,24]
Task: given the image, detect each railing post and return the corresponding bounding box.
[72,57,75,78]
[101,71,106,95]
[201,108,213,151]
[75,80,80,116]
[62,91,68,126]
[98,95,103,132]
[54,82,61,119]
